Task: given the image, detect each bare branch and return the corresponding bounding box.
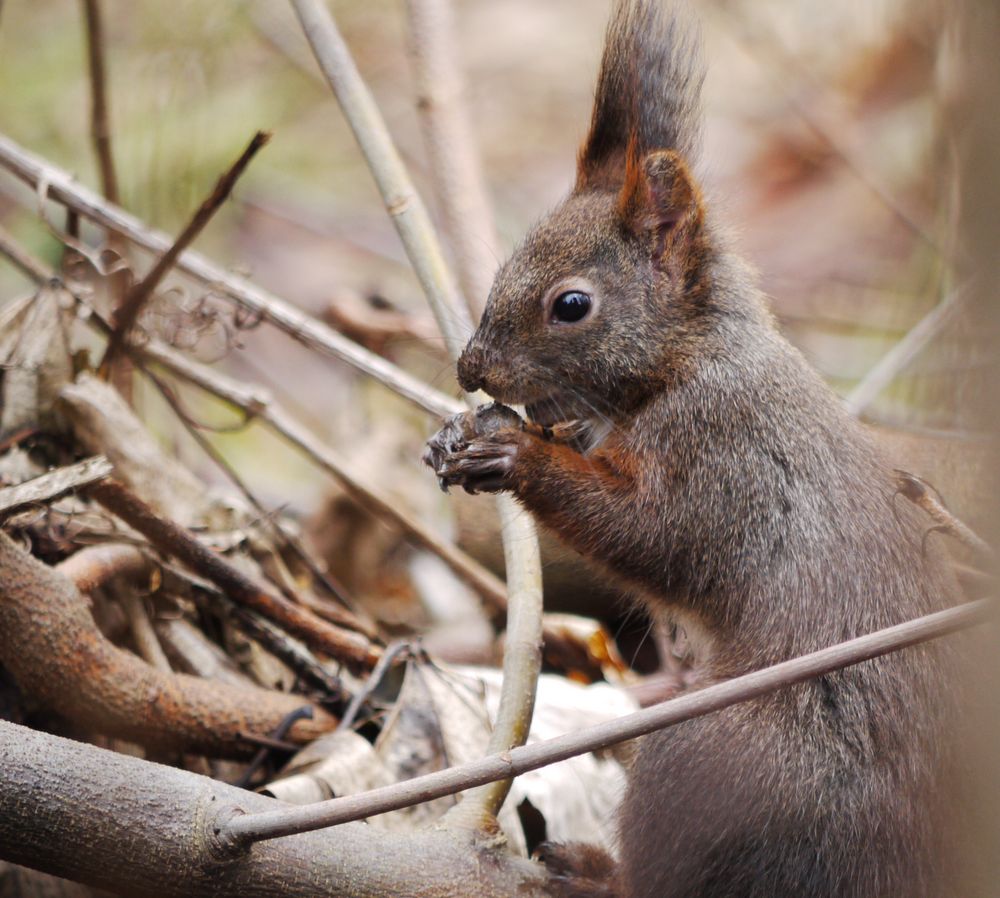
[405,0,499,316]
[0,719,551,898]
[81,0,119,205]
[83,0,119,203]
[0,132,461,418]
[57,542,150,594]
[291,0,472,357]
[117,586,172,673]
[86,478,381,673]
[0,531,335,757]
[188,575,349,699]
[0,222,52,283]
[99,130,270,374]
[0,455,112,516]
[219,597,991,846]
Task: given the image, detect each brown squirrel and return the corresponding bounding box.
[423,1,965,895]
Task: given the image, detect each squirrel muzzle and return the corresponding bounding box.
[456,342,488,394]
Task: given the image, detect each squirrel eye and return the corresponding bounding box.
[551,290,592,323]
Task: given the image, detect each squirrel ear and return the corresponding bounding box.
[618,148,704,259]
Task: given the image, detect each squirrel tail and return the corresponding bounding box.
[577,0,704,191]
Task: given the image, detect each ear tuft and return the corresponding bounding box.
[618,147,704,257]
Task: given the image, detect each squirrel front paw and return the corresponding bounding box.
[433,430,524,494]
[422,402,524,493]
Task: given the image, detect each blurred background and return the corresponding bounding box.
[0,0,991,636]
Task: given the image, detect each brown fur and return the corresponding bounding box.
[428,2,965,895]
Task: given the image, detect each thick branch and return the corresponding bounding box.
[220,597,991,845]
[0,720,550,898]
[0,531,334,757]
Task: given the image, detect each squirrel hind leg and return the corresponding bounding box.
[536,841,620,898]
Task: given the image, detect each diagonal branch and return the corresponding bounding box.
[99,130,270,374]
[291,0,472,357]
[218,596,992,847]
[86,478,380,673]
[0,455,112,516]
[846,288,967,416]
[0,230,506,621]
[137,337,510,611]
[0,132,461,419]
[0,222,53,283]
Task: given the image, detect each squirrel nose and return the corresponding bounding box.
[457,344,486,393]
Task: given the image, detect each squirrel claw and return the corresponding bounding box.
[435,436,520,495]
[423,403,525,494]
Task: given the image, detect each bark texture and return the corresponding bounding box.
[0,720,549,898]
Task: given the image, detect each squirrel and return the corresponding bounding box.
[423,1,966,896]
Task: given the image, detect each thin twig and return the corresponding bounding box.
[0,223,53,283]
[81,0,119,205]
[218,596,992,847]
[81,0,135,399]
[0,231,469,629]
[86,478,380,673]
[337,639,412,731]
[292,0,544,825]
[0,131,461,418]
[138,364,373,636]
[236,706,315,789]
[405,0,499,316]
[99,130,271,374]
[291,0,471,357]
[156,616,255,689]
[191,578,349,701]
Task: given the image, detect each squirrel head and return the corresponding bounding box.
[457,0,712,425]
[458,147,710,423]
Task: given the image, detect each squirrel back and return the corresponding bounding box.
[429,2,968,895]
